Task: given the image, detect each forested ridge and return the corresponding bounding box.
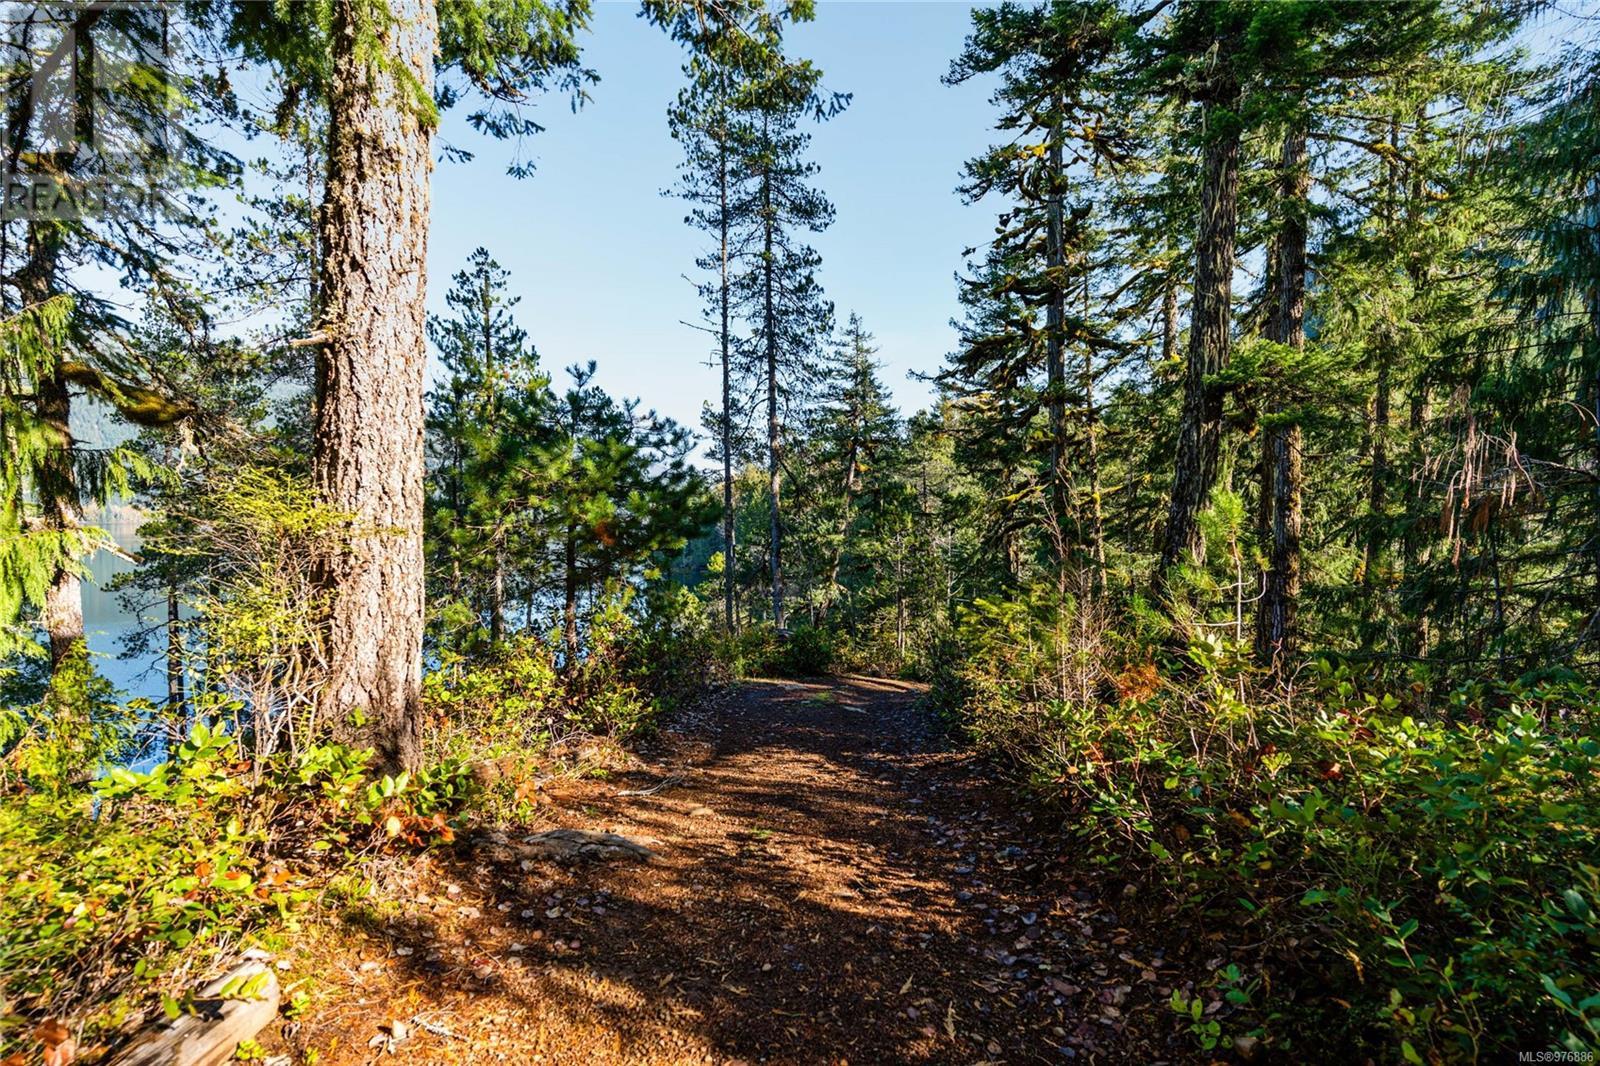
[1,1,1598,1063]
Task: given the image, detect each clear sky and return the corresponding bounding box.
[428,2,1000,446]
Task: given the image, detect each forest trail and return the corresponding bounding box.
[281,679,1177,1064]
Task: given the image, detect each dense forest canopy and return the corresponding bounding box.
[1,0,1598,1062]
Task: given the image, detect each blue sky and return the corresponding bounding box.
[428,2,1000,444]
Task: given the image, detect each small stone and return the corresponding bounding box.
[394,946,414,957]
[689,806,715,818]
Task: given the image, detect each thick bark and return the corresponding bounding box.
[1254,127,1308,676]
[21,222,83,670]
[313,0,436,772]
[1157,94,1241,584]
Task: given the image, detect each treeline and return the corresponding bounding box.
[659,2,1600,1059]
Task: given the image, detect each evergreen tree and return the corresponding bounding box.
[201,0,592,769]
[426,247,550,647]
[730,34,844,629]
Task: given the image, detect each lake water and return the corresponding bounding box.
[82,506,170,707]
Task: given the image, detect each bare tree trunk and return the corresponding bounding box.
[563,526,579,662]
[894,531,906,657]
[1254,127,1308,677]
[314,0,436,773]
[1157,87,1241,588]
[719,128,738,634]
[1361,117,1403,612]
[1081,279,1106,594]
[762,119,784,630]
[1161,267,1179,366]
[166,583,185,720]
[826,439,859,615]
[480,269,506,643]
[489,534,506,644]
[1045,99,1069,545]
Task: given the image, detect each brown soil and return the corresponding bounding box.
[273,677,1190,1064]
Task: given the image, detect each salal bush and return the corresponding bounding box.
[0,723,469,1056]
[937,619,1600,1060]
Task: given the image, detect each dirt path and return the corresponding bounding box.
[280,677,1182,1064]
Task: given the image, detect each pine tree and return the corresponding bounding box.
[810,313,897,618]
[548,362,710,660]
[1,6,232,668]
[205,0,592,769]
[426,248,549,647]
[731,40,844,629]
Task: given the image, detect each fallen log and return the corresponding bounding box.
[111,958,280,1066]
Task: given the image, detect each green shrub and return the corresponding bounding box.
[1,645,137,793]
[935,623,1600,1060]
[777,624,834,677]
[0,720,470,1059]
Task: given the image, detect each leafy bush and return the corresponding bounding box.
[777,624,833,677]
[0,721,469,1060]
[424,586,719,763]
[935,620,1600,1060]
[1,645,136,792]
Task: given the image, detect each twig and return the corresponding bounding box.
[617,774,686,798]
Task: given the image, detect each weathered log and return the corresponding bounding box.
[112,959,280,1066]
[518,828,656,863]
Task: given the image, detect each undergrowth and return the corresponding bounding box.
[0,588,719,1063]
[934,623,1600,1062]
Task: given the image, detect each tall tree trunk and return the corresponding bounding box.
[1360,116,1402,626]
[166,583,185,721]
[22,222,83,670]
[762,121,784,629]
[894,531,906,657]
[1161,265,1179,366]
[489,533,506,644]
[563,525,579,662]
[718,126,738,634]
[480,268,506,642]
[825,439,859,616]
[1044,99,1069,543]
[1081,278,1106,594]
[1254,126,1308,676]
[1157,88,1241,587]
[314,0,436,772]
